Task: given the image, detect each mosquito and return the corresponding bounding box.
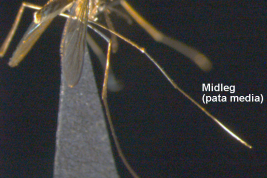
[0,1,252,177]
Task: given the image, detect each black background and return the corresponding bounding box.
[1,0,266,177]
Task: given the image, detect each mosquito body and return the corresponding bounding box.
[0,1,252,177]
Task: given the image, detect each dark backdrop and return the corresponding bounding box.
[1,0,266,177]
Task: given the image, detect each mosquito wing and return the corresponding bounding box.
[9,0,74,67]
[9,20,52,67]
[60,0,89,87]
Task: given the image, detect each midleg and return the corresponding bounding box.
[88,21,252,149]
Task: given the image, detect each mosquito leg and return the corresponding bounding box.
[101,39,140,178]
[0,2,43,58]
[104,10,119,53]
[120,0,212,72]
[90,21,252,149]
[107,6,133,25]
[86,32,123,92]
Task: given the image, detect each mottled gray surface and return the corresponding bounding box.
[53,51,118,178]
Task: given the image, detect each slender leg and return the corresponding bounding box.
[101,39,140,178]
[107,6,133,25]
[86,32,124,92]
[120,0,212,72]
[104,10,119,53]
[0,2,42,57]
[90,21,252,149]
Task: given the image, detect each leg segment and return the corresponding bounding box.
[90,21,252,149]
[101,39,140,178]
[120,0,212,71]
[104,10,119,53]
[86,32,123,92]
